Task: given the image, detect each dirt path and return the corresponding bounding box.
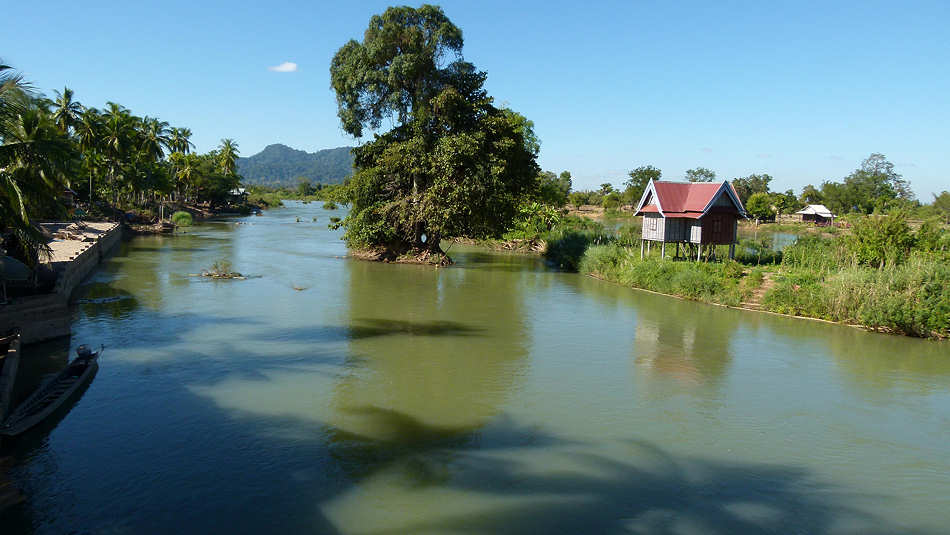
[742,272,776,310]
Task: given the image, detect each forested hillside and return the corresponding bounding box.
[237,144,353,186]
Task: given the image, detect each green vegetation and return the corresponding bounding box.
[322,201,338,210]
[236,144,353,187]
[0,59,243,265]
[330,5,540,260]
[567,211,949,339]
[580,243,747,306]
[171,211,193,227]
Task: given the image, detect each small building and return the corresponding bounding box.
[795,204,835,224]
[634,180,746,260]
[229,187,248,204]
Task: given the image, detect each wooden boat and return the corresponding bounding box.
[0,345,101,437]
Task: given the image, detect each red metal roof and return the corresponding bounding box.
[634,180,744,217]
[653,181,723,212]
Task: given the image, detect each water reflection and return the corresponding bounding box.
[328,258,530,445]
[632,297,736,389]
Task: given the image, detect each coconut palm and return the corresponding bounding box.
[139,116,171,161]
[218,138,239,176]
[50,86,83,134]
[169,127,195,155]
[1,102,75,263]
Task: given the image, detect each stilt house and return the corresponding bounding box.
[634,180,746,260]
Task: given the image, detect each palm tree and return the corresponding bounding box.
[169,127,195,155]
[50,86,83,134]
[218,138,239,176]
[0,75,75,264]
[139,116,171,161]
[75,107,103,200]
[100,104,135,208]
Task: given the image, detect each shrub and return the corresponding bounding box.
[171,211,193,227]
[503,202,561,242]
[323,201,338,210]
[846,212,915,268]
[545,229,610,271]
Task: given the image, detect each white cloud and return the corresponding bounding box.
[268,62,298,73]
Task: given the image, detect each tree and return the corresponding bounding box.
[821,153,913,214]
[296,177,314,197]
[50,86,83,134]
[568,191,590,209]
[598,183,614,196]
[745,192,774,222]
[218,138,239,176]
[933,191,950,223]
[685,167,716,182]
[799,184,822,204]
[0,63,75,263]
[731,173,772,203]
[623,165,661,205]
[330,5,540,258]
[537,170,571,207]
[771,189,801,215]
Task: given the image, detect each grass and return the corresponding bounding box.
[171,211,193,227]
[579,243,749,307]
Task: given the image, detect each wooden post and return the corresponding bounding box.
[729,242,735,260]
[647,241,651,255]
[640,239,644,259]
[676,242,679,259]
[661,241,666,259]
[697,244,702,262]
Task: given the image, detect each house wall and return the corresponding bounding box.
[700,214,739,244]
[663,218,690,242]
[689,222,703,243]
[641,214,666,241]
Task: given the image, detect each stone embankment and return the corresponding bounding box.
[0,222,122,344]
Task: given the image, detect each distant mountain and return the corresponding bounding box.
[237,144,354,187]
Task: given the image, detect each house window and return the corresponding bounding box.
[713,219,721,233]
[650,217,657,231]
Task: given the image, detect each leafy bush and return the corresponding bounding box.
[762,257,950,338]
[846,212,915,267]
[545,229,611,271]
[503,202,561,241]
[323,201,338,210]
[171,211,193,227]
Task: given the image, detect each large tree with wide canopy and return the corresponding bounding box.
[330,5,540,262]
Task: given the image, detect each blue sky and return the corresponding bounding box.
[6,0,948,198]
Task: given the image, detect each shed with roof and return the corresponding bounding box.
[795,204,835,224]
[634,180,746,260]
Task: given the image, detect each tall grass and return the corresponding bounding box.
[579,243,748,306]
[763,256,949,338]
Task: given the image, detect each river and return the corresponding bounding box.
[3,201,949,534]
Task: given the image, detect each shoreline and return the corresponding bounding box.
[0,222,123,345]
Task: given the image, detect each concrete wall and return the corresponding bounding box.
[0,224,122,344]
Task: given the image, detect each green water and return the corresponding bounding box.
[3,201,949,534]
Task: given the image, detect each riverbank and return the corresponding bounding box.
[0,222,122,344]
[576,241,948,340]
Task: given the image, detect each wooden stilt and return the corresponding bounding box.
[640,239,644,259]
[661,242,666,259]
[675,242,679,259]
[729,242,735,260]
[647,241,651,255]
[697,244,702,262]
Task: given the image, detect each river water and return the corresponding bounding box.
[3,201,949,534]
